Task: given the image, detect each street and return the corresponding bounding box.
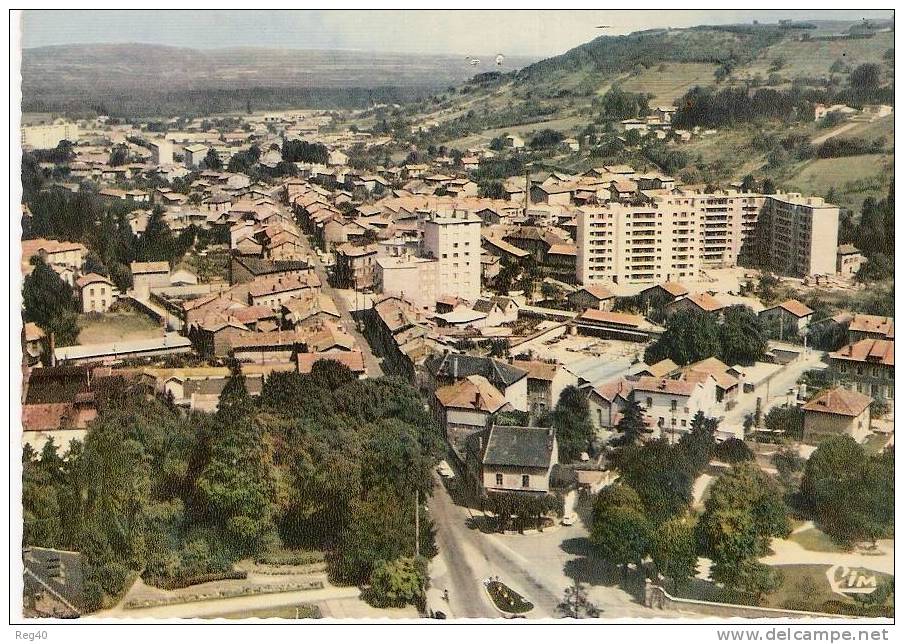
[286,206,384,377]
[428,475,690,619]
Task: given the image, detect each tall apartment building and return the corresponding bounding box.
[576,189,835,286]
[422,210,482,302]
[148,138,174,165]
[757,193,840,277]
[21,122,77,150]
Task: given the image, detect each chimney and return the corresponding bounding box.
[453,355,459,380]
[474,389,482,409]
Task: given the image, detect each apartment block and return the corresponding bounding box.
[422,210,482,302]
[576,189,833,286]
[757,193,840,277]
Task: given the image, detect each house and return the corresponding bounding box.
[53,333,192,366]
[472,296,519,326]
[469,425,558,495]
[183,144,209,169]
[130,261,171,298]
[23,322,45,365]
[847,314,894,342]
[802,387,872,444]
[511,359,578,417]
[334,243,379,289]
[759,299,815,333]
[426,353,528,411]
[836,244,866,277]
[568,285,615,311]
[587,378,634,432]
[75,273,119,313]
[665,292,726,318]
[434,374,511,438]
[828,339,894,402]
[638,281,690,315]
[631,374,719,443]
[247,272,322,309]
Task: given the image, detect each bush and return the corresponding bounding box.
[714,438,754,463]
[147,570,247,591]
[254,550,326,566]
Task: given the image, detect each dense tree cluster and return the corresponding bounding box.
[673,86,812,129]
[596,88,651,120]
[645,307,767,367]
[800,436,894,546]
[22,363,443,610]
[281,139,328,164]
[22,257,81,347]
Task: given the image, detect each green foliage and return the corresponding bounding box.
[800,436,893,546]
[368,556,428,608]
[557,580,600,618]
[697,463,790,595]
[610,398,651,447]
[764,405,804,440]
[597,88,650,120]
[529,129,565,149]
[548,386,594,461]
[673,86,811,129]
[22,373,442,609]
[719,306,767,366]
[713,438,755,463]
[590,484,652,572]
[282,140,328,164]
[610,439,694,525]
[772,445,805,492]
[22,258,80,347]
[651,516,698,591]
[644,310,721,366]
[485,492,563,533]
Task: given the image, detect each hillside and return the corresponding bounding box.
[20,43,538,115]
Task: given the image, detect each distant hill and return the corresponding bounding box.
[20,43,538,116]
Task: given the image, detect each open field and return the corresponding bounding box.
[736,31,893,81]
[619,63,719,105]
[764,564,892,613]
[77,309,162,345]
[788,528,848,554]
[442,113,588,149]
[780,153,892,210]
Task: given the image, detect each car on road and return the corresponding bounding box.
[561,513,577,526]
[437,460,455,478]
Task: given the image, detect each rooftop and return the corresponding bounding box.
[482,425,556,469]
[802,387,872,417]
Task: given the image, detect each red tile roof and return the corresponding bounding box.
[765,299,814,318]
[802,387,872,417]
[830,339,895,367]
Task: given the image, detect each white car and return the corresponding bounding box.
[437,461,455,478]
[561,514,577,526]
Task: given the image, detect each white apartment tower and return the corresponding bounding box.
[149,138,174,166]
[422,210,482,302]
[576,189,834,285]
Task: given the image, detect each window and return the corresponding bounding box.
[646,397,653,408]
[680,419,687,427]
[522,475,530,488]
[670,399,677,411]
[496,473,503,486]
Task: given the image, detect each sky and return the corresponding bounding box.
[21,9,894,58]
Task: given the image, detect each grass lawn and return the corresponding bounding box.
[862,432,891,455]
[77,309,162,345]
[788,528,849,554]
[779,153,892,211]
[619,63,719,105]
[764,564,892,615]
[181,249,230,283]
[485,580,534,614]
[212,604,322,619]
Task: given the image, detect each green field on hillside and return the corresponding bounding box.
[779,153,892,210]
[619,63,719,105]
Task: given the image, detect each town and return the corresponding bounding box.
[18,11,894,623]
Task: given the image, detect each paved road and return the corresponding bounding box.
[721,349,827,431]
[288,209,384,377]
[428,475,688,619]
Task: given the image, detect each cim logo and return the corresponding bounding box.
[826,565,878,596]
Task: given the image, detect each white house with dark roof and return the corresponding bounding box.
[469,425,558,495]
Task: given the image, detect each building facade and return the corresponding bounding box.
[422,210,482,302]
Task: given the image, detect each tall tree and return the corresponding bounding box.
[719,305,767,365]
[590,484,652,576]
[611,399,651,447]
[651,515,698,592]
[549,386,595,461]
[22,257,80,346]
[644,310,721,366]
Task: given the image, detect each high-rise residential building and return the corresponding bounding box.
[576,189,837,286]
[756,193,840,277]
[422,210,482,302]
[148,138,174,165]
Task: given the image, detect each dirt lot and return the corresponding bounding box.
[77,310,162,345]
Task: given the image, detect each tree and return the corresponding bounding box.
[369,557,428,608]
[611,439,694,524]
[644,310,721,366]
[800,436,893,546]
[203,149,222,170]
[719,306,767,365]
[109,144,128,167]
[676,411,717,474]
[22,257,80,347]
[549,386,594,461]
[697,463,789,595]
[772,445,804,492]
[762,178,776,195]
[651,516,698,592]
[713,438,754,463]
[740,174,757,193]
[763,405,804,440]
[590,484,652,576]
[557,580,600,618]
[610,399,651,447]
[850,63,881,91]
[138,205,178,263]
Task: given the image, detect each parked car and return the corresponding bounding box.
[561,513,577,526]
[437,460,455,478]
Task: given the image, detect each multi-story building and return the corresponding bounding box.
[422,210,481,302]
[757,193,839,276]
[828,338,895,402]
[576,189,836,286]
[148,138,174,165]
[21,121,77,150]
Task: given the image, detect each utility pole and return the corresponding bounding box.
[414,488,420,557]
